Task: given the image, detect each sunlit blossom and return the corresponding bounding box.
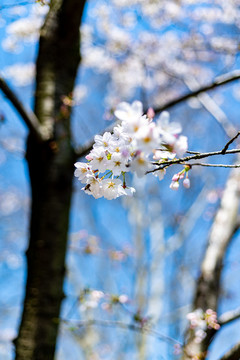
[75,100,189,198]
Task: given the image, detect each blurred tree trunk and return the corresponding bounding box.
[15,0,86,359]
[182,163,240,360]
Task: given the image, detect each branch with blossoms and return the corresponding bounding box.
[74,101,240,199]
[149,132,240,190]
[151,130,240,171]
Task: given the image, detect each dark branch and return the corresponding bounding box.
[154,70,240,114]
[219,341,240,360]
[222,131,240,154]
[0,76,46,142]
[75,70,240,159]
[149,148,240,173]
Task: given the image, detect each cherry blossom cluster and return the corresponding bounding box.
[187,308,220,344]
[78,288,129,312]
[74,101,188,199]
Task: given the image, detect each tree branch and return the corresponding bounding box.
[219,307,240,326]
[62,319,182,346]
[149,131,240,172]
[0,76,46,142]
[183,76,237,139]
[219,341,240,360]
[182,158,240,359]
[15,0,86,359]
[181,163,240,168]
[154,70,240,114]
[150,148,240,173]
[75,70,240,159]
[222,131,240,154]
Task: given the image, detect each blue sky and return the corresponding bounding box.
[1,1,240,359]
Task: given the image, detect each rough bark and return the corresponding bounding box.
[182,162,240,360]
[14,0,86,359]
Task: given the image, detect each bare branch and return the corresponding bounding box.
[219,307,240,326]
[62,319,182,346]
[222,131,240,154]
[218,341,240,360]
[183,76,237,139]
[154,70,240,115]
[181,163,240,168]
[195,166,240,311]
[0,76,46,142]
[186,150,201,154]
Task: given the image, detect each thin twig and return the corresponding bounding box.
[186,150,201,154]
[149,148,240,173]
[222,131,240,154]
[181,163,240,168]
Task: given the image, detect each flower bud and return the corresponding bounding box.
[183,178,190,188]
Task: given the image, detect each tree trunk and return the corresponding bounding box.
[15,0,86,359]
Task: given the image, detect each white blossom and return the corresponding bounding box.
[173,135,188,156]
[108,152,129,176]
[101,178,126,200]
[74,162,92,183]
[83,176,103,199]
[130,153,151,178]
[89,148,108,173]
[114,101,143,122]
[135,122,160,152]
[93,132,116,152]
[170,181,180,191]
[153,168,166,181]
